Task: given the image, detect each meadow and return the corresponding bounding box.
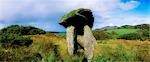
[106,29,138,36]
[0,33,149,62]
[0,24,149,62]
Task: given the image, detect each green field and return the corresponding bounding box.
[106,29,138,36]
[56,29,139,37]
[54,29,139,38]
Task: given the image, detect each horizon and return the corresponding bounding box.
[1,23,149,32]
[0,0,149,32]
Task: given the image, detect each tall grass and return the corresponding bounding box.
[94,45,135,62]
[94,40,150,62]
[0,34,149,62]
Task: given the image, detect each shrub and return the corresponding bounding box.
[93,30,117,40]
[28,29,46,35]
[0,33,33,48]
[135,24,150,29]
[140,29,150,40]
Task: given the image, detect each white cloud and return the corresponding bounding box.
[0,0,149,31]
[93,15,150,29]
[109,23,115,26]
[0,0,130,20]
[0,0,66,21]
[119,0,140,10]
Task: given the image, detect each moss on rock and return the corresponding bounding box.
[59,8,94,28]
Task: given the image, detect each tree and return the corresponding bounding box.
[135,24,150,29]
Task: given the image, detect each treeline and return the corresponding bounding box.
[0,25,46,48]
[118,24,150,29]
[94,24,150,40]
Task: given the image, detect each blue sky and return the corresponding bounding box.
[0,0,149,32]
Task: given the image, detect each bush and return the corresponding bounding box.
[135,24,150,29]
[28,29,46,35]
[0,33,33,48]
[93,30,117,40]
[140,29,150,40]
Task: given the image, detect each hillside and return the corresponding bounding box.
[106,29,138,36]
[54,29,138,37]
[0,25,46,35]
[92,24,150,40]
[0,24,149,62]
[97,26,118,30]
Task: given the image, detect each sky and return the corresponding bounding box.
[0,0,149,32]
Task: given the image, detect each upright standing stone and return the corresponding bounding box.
[59,8,96,62]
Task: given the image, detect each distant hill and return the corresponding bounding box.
[95,24,150,30]
[96,26,118,30]
[93,24,150,39]
[118,24,150,29]
[0,25,46,35]
[54,24,150,37]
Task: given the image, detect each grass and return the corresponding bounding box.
[53,32,66,38]
[106,29,138,36]
[0,34,150,62]
[94,39,150,62]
